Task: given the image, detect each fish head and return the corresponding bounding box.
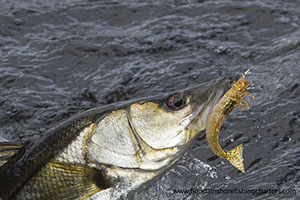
[85,78,228,199]
[87,79,227,170]
[127,79,228,170]
[129,79,227,151]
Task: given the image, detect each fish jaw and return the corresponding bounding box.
[184,79,228,142]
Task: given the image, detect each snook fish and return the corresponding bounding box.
[0,79,227,200]
[206,76,254,172]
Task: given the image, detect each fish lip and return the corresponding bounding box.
[184,78,229,131]
[204,78,229,119]
[208,78,229,109]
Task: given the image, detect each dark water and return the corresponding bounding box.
[0,0,299,199]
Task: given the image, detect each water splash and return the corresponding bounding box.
[134,153,218,200]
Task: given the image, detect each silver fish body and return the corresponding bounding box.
[0,79,227,200]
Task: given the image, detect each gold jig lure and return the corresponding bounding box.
[206,76,254,172]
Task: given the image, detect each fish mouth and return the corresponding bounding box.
[202,78,229,124]
[184,78,229,137]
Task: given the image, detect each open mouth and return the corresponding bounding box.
[182,79,229,134]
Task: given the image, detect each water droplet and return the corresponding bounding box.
[210,171,218,179]
[225,175,231,180]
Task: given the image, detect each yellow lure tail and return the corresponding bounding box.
[226,144,245,173]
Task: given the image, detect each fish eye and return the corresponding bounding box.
[167,94,185,110]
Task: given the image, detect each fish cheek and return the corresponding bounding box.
[86,109,141,168]
[129,102,192,149]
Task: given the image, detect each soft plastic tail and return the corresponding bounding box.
[226,144,245,173]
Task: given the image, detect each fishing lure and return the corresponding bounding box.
[206,75,254,172]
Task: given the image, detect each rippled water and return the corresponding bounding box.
[0,0,299,199]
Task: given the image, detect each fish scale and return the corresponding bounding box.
[0,115,100,199]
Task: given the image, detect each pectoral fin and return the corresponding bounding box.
[0,142,23,167]
[17,161,112,200]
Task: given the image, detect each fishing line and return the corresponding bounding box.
[184,0,232,51]
[183,0,251,79]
